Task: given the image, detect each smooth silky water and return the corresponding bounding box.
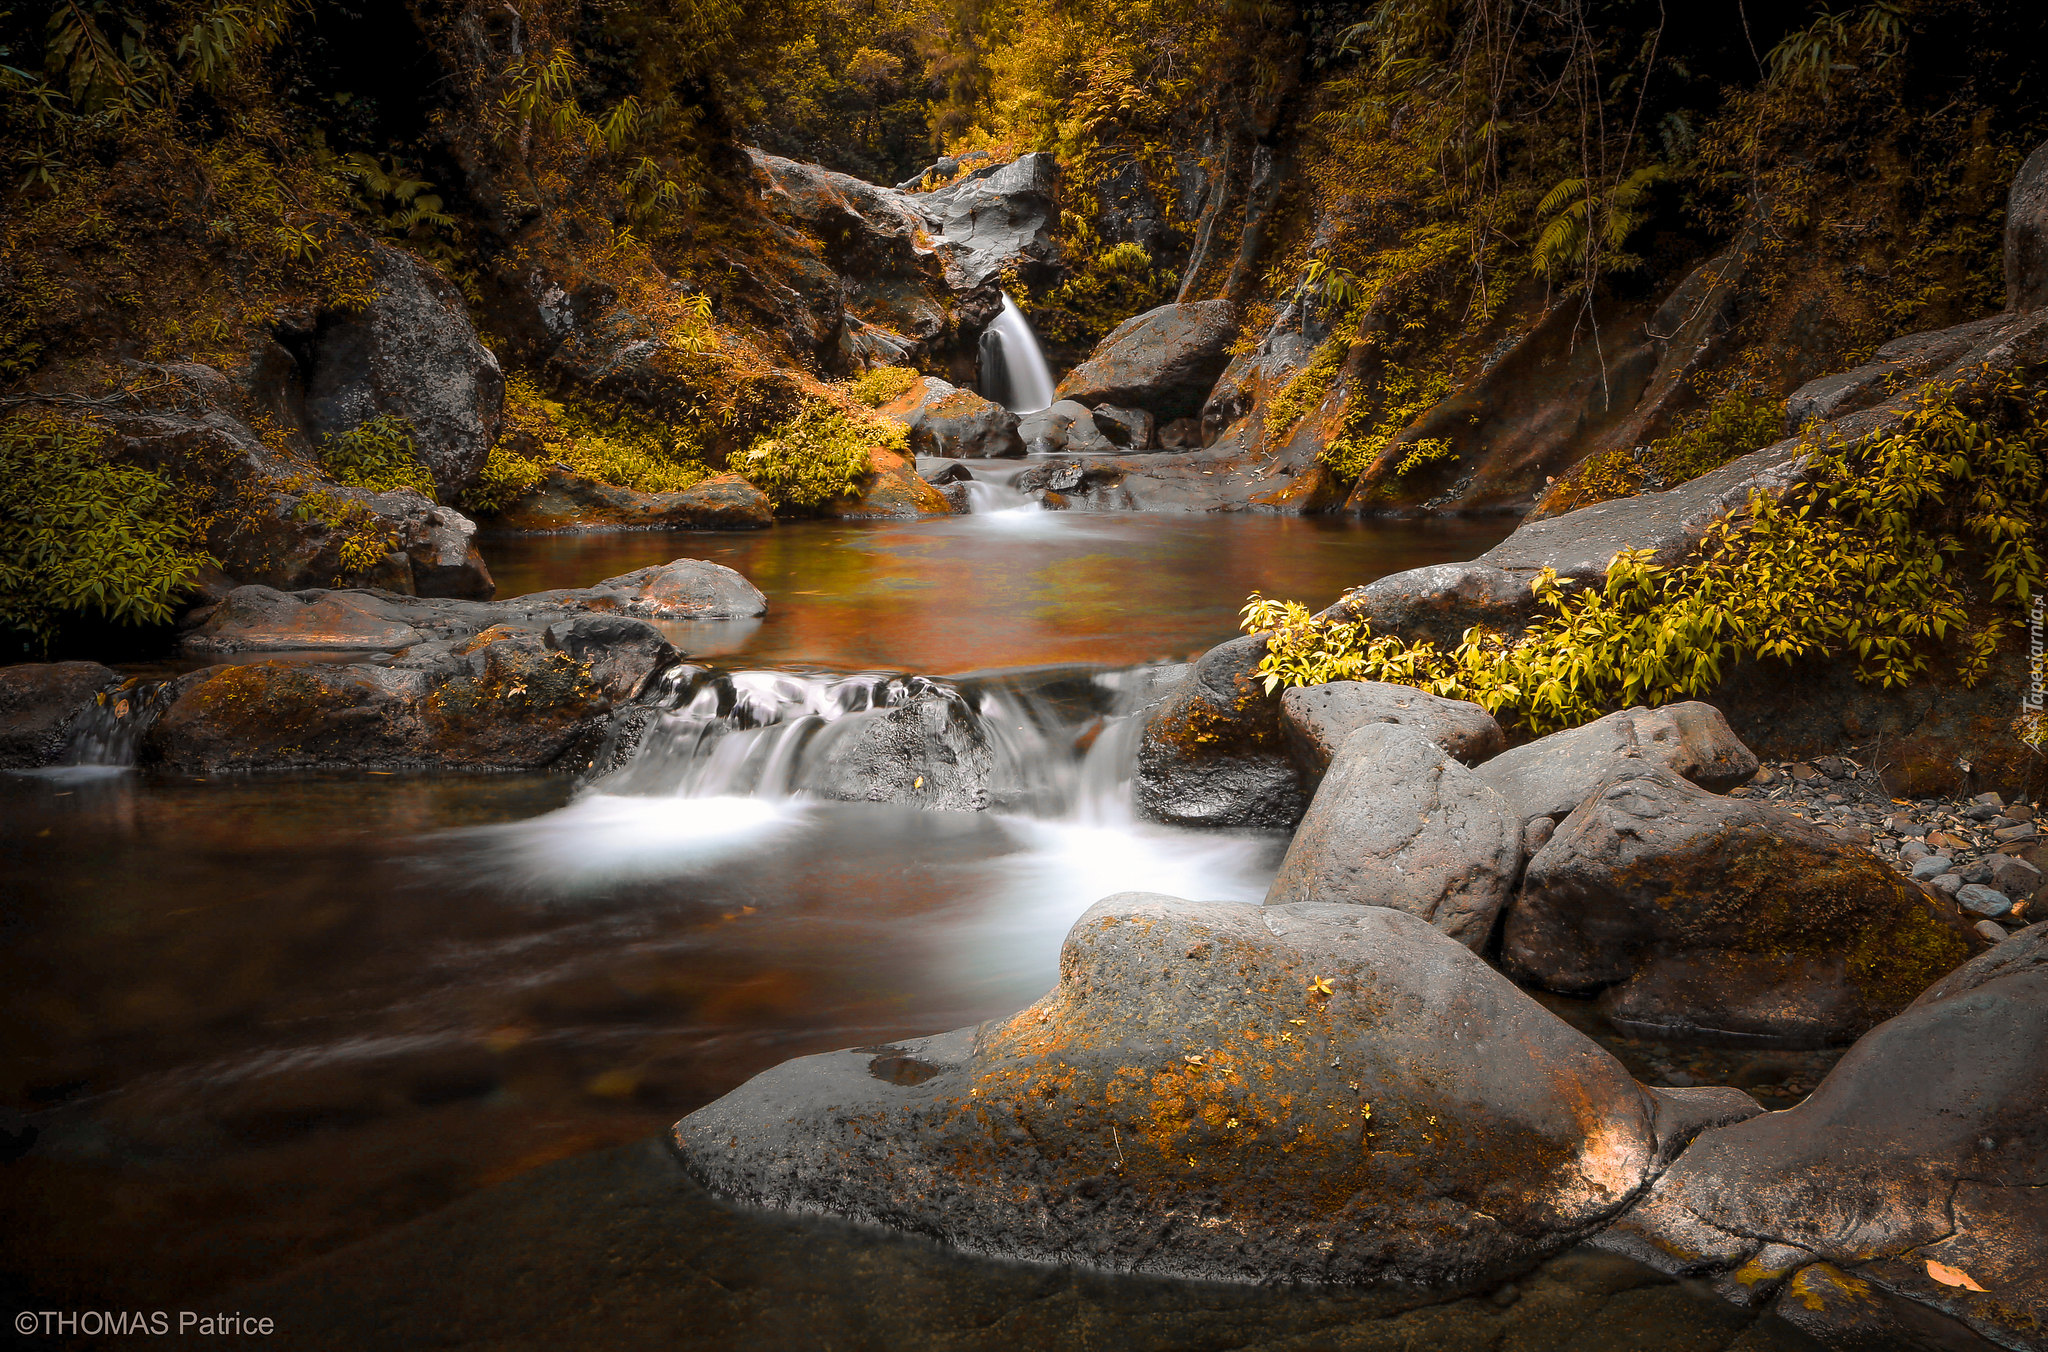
[0,510,1823,1345]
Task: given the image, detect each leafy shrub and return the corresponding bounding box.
[1261,338,1347,444]
[292,490,397,584]
[461,443,552,515]
[740,404,899,512]
[1393,437,1455,478]
[1656,391,1786,482]
[319,415,437,498]
[0,414,213,647]
[1007,233,1174,350]
[1247,375,2047,735]
[847,365,921,407]
[498,375,712,495]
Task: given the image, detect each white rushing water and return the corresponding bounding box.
[978,292,1057,414]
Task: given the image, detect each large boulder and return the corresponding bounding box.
[301,245,505,496]
[1055,301,1237,420]
[1475,702,1758,828]
[541,614,678,703]
[581,559,770,620]
[1133,635,1307,828]
[800,686,994,812]
[879,377,1024,458]
[910,153,1059,290]
[1598,921,2048,1349]
[1264,724,1521,951]
[2007,138,2048,314]
[677,894,1758,1287]
[1280,680,1505,777]
[1504,760,1980,1045]
[822,446,956,519]
[1018,399,1093,455]
[144,629,609,774]
[0,661,118,768]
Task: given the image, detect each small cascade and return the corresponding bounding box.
[51,679,175,771]
[961,475,1037,514]
[592,662,1176,824]
[977,293,1057,414]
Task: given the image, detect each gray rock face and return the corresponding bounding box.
[1504,760,1980,1046]
[540,559,769,622]
[1091,404,1154,449]
[1475,702,1758,826]
[542,614,678,703]
[1017,399,1091,454]
[1133,634,1307,828]
[677,894,1728,1288]
[488,469,774,533]
[1280,680,1505,776]
[1055,300,1238,419]
[1061,415,1116,454]
[1783,315,2013,428]
[1324,562,1539,648]
[2008,138,2048,313]
[910,153,1059,289]
[1264,724,1521,951]
[302,246,505,495]
[801,687,994,812]
[881,377,1024,458]
[1597,920,2048,1349]
[0,661,119,768]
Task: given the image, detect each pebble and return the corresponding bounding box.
[1790,763,1821,782]
[1911,854,1955,881]
[1957,884,2013,917]
[1900,841,1932,864]
[2011,805,2036,823]
[1929,873,1964,899]
[1975,919,2010,943]
[1994,823,2038,842]
[1991,856,2042,898]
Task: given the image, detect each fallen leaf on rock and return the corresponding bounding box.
[1926,1259,1987,1292]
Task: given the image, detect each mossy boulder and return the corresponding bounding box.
[1504,760,1981,1046]
[677,893,1759,1288]
[1133,634,1308,828]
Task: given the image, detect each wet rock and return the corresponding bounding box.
[1264,724,1521,950]
[543,614,678,703]
[300,245,505,496]
[1061,415,1116,455]
[677,894,1728,1287]
[2008,138,2048,313]
[802,686,994,812]
[1091,404,1154,450]
[581,559,770,620]
[1504,760,1980,1046]
[879,377,1024,459]
[823,446,955,519]
[145,628,611,774]
[1279,680,1505,777]
[0,661,119,768]
[1475,703,1758,827]
[1598,921,2048,1349]
[1133,634,1307,828]
[1017,399,1092,454]
[1014,459,1085,496]
[1956,884,2013,918]
[487,469,774,533]
[922,461,974,486]
[182,586,434,653]
[1055,300,1237,420]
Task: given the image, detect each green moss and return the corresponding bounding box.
[846,365,920,407]
[0,412,213,650]
[292,490,396,584]
[739,403,900,513]
[500,374,713,495]
[1262,338,1347,445]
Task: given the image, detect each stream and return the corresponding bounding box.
[0,509,1827,1342]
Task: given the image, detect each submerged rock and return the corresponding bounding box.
[1504,759,1981,1045]
[1055,300,1237,420]
[677,894,1749,1287]
[0,661,119,768]
[1598,920,2048,1349]
[1280,680,1505,777]
[1264,724,1520,951]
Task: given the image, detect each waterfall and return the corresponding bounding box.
[977,293,1057,414]
[41,680,174,773]
[591,662,1177,824]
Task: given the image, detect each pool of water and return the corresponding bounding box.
[480,511,1510,673]
[0,509,1828,1341]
